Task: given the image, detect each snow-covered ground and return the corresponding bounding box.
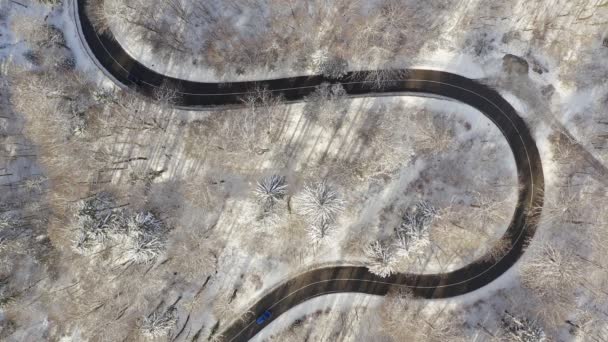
[42,91,513,340]
[1,0,608,341]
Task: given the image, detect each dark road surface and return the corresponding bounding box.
[74,1,545,340]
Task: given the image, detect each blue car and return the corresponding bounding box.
[256,310,272,325]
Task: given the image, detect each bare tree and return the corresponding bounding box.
[360,104,414,176]
[378,288,466,341]
[470,191,510,231]
[520,243,581,299]
[567,308,608,342]
[86,0,127,35]
[153,80,181,107]
[353,69,408,90]
[225,86,285,154]
[591,113,608,164]
[110,88,174,132]
[550,133,583,168]
[22,176,47,194]
[534,185,588,225]
[378,288,416,339]
[350,5,403,70]
[11,13,74,70]
[413,112,454,154]
[303,83,348,129]
[213,291,237,323]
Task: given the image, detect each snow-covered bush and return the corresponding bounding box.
[501,311,547,342]
[379,287,466,341]
[72,193,123,255]
[213,292,237,321]
[253,175,288,229]
[294,181,344,242]
[364,240,397,277]
[71,193,167,265]
[393,202,436,257]
[114,212,166,265]
[141,306,177,339]
[369,201,442,269]
[254,175,287,210]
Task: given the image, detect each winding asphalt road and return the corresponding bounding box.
[74,1,544,341]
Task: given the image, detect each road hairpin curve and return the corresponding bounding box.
[74,0,544,340]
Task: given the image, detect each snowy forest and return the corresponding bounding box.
[0,0,608,341]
